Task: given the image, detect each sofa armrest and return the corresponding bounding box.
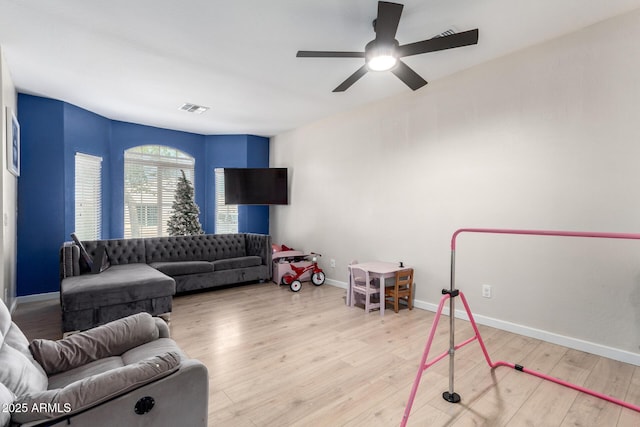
[245,233,272,276]
[12,352,181,425]
[59,243,81,279]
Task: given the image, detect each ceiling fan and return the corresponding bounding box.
[296,1,479,92]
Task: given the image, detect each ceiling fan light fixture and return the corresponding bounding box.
[365,41,398,72]
[367,54,397,71]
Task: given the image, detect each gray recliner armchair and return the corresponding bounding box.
[0,300,208,426]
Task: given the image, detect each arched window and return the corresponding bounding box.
[124,145,195,238]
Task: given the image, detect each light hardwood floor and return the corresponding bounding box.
[13,283,640,426]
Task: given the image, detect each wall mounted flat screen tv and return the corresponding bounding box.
[224,168,288,205]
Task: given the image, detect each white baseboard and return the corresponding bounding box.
[326,280,639,366]
[16,291,59,304]
[325,278,347,289]
[417,300,640,366]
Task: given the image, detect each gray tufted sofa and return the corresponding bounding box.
[60,233,271,332]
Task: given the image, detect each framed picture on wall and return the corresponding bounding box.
[6,107,19,177]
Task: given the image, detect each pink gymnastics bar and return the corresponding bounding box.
[401,228,640,427]
[451,227,640,250]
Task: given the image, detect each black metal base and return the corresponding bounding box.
[442,391,461,403]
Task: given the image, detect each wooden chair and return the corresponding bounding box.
[384,268,414,313]
[349,266,381,313]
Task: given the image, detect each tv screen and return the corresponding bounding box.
[224,168,288,205]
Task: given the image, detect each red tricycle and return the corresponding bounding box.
[280,252,326,292]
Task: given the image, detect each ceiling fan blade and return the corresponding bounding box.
[391,60,427,91]
[333,65,369,92]
[297,51,365,58]
[375,1,404,41]
[398,28,479,57]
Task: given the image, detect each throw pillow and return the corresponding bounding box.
[90,244,110,274]
[70,233,93,273]
[29,312,159,375]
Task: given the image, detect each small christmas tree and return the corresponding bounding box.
[167,170,204,236]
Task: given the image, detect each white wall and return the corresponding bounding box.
[271,9,640,364]
[1,45,18,311]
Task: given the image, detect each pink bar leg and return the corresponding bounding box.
[458,291,495,368]
[400,294,451,427]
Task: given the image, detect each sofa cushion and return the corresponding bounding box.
[0,345,48,397]
[0,300,48,400]
[11,352,181,424]
[205,234,247,261]
[30,312,159,375]
[144,234,247,263]
[3,324,34,365]
[60,264,175,311]
[212,256,262,271]
[150,261,213,276]
[145,235,210,263]
[0,383,12,427]
[82,238,146,265]
[0,299,10,339]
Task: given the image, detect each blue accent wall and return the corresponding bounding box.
[17,95,270,296]
[17,95,66,296]
[246,134,270,167]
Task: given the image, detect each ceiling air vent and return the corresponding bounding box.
[433,28,456,38]
[179,103,209,114]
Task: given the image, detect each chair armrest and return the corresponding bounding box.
[11,352,181,425]
[154,317,170,338]
[18,359,208,427]
[30,313,160,375]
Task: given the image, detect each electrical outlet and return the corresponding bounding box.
[330,259,336,268]
[482,284,492,298]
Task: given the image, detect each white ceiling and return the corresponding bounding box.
[1,0,639,137]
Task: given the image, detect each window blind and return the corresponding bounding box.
[215,168,238,234]
[75,153,102,240]
[124,145,195,238]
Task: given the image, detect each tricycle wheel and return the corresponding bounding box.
[281,273,295,286]
[290,280,302,292]
[311,272,325,286]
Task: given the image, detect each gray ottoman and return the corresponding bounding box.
[61,263,175,332]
